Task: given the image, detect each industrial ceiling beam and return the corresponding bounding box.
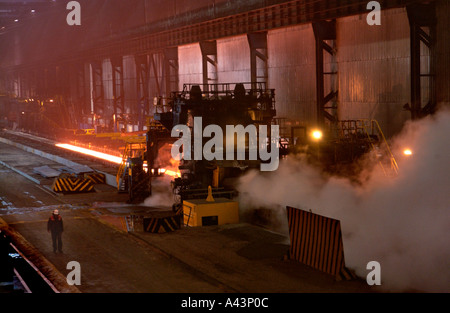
[2,0,427,72]
[81,0,423,60]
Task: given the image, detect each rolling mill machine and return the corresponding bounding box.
[117,82,281,207]
[117,81,398,209]
[115,81,285,228]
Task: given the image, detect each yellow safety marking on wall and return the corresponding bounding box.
[286,206,355,280]
[143,214,182,233]
[52,177,94,193]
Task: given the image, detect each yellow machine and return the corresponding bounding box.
[182,186,239,227]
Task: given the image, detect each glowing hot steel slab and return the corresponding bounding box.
[55,143,181,178]
[164,170,181,178]
[55,143,122,164]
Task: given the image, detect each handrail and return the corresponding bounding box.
[358,119,399,176]
[116,140,148,190]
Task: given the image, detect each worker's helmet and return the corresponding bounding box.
[53,209,59,215]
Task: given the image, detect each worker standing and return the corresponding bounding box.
[47,209,63,253]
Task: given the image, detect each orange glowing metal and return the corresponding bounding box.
[164,169,181,178]
[55,143,181,177]
[55,143,123,164]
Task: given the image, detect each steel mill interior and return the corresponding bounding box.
[0,0,449,298]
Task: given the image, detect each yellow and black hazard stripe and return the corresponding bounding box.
[52,176,95,194]
[143,214,182,233]
[84,172,106,184]
[286,206,355,280]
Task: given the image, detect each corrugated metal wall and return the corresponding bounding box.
[217,35,251,83]
[176,8,416,137]
[123,55,138,115]
[77,2,449,136]
[178,35,252,88]
[100,56,138,118]
[177,26,316,122]
[267,24,316,124]
[337,8,411,137]
[179,43,203,85]
[42,0,447,135]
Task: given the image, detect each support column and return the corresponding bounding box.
[35,68,44,99]
[74,63,87,118]
[148,48,178,113]
[313,19,338,127]
[90,60,104,116]
[111,56,125,118]
[149,51,164,101]
[55,65,62,96]
[18,71,26,99]
[247,32,268,89]
[55,64,73,128]
[200,40,218,94]
[135,54,150,130]
[29,69,37,99]
[43,67,51,99]
[164,47,179,100]
[13,72,20,98]
[0,71,5,95]
[407,3,436,120]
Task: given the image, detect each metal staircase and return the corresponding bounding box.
[116,144,130,192]
[358,119,399,177]
[116,139,147,192]
[335,119,399,177]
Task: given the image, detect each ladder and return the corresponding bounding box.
[116,143,130,191]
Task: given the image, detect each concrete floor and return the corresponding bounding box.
[0,133,377,294]
[0,166,375,293]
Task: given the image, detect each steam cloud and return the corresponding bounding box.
[143,143,179,208]
[237,108,450,292]
[143,176,175,207]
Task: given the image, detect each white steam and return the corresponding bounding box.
[143,176,176,208]
[143,143,179,208]
[237,108,450,292]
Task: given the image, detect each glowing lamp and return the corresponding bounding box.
[403,149,413,156]
[311,130,323,141]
